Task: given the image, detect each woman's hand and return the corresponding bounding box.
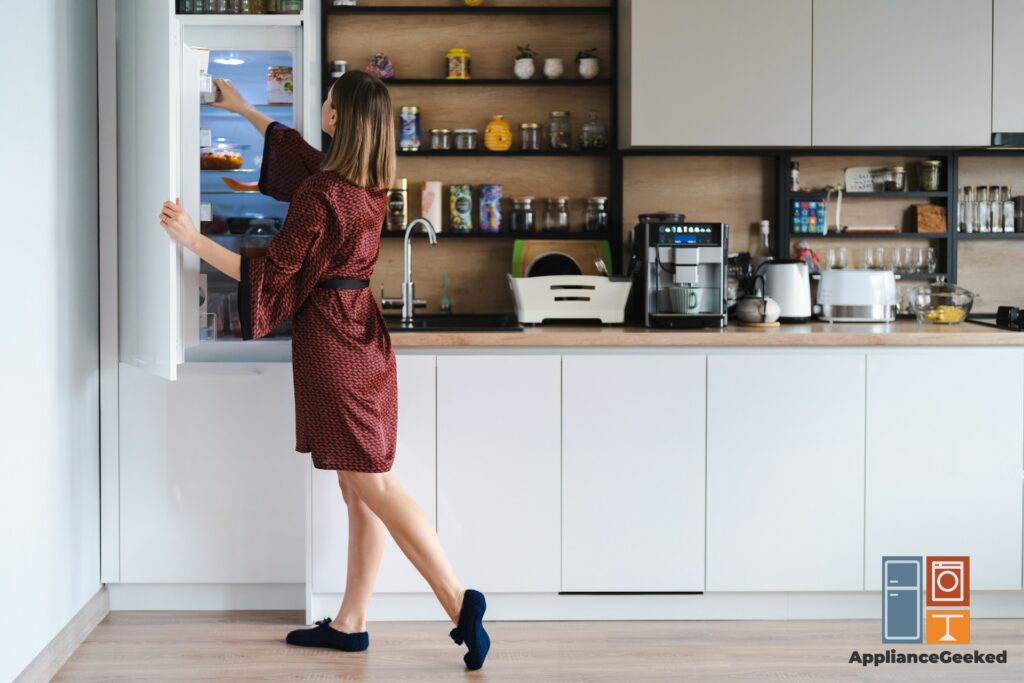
[210,78,248,113]
[159,198,198,251]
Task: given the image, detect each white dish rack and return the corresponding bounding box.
[507,274,633,324]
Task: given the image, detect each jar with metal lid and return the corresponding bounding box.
[399,106,421,151]
[430,128,452,150]
[386,178,408,231]
[543,197,570,231]
[884,166,906,192]
[579,110,608,149]
[584,196,609,233]
[510,197,535,232]
[548,111,571,150]
[520,122,541,151]
[918,160,942,191]
[453,128,478,150]
[446,48,471,79]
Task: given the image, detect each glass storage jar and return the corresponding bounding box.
[520,122,541,151]
[583,196,609,233]
[579,110,608,149]
[547,111,571,150]
[884,166,906,191]
[543,197,570,231]
[510,197,535,232]
[453,128,478,150]
[918,160,942,191]
[430,128,452,150]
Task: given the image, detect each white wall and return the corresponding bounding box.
[0,1,101,680]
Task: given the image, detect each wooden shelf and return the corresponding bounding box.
[397,149,610,157]
[793,232,949,239]
[791,191,948,199]
[327,6,612,16]
[380,78,612,86]
[382,230,614,240]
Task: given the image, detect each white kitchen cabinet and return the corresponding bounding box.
[993,0,1024,133]
[706,354,865,591]
[623,0,812,146]
[119,363,305,583]
[437,355,561,593]
[311,354,436,594]
[864,351,1024,591]
[812,0,991,146]
[561,355,705,592]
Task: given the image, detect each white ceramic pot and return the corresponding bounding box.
[735,296,782,324]
[577,57,599,79]
[513,58,535,80]
[543,57,564,79]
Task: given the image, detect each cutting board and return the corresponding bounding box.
[511,239,613,277]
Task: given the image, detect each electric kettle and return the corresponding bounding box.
[757,260,811,323]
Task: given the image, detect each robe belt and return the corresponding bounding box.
[316,279,371,289]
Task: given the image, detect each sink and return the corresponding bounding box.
[384,313,523,332]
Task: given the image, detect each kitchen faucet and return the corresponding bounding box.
[380,217,437,326]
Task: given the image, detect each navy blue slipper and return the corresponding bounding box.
[285,617,369,652]
[449,588,490,670]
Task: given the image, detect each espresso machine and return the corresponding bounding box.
[629,215,729,328]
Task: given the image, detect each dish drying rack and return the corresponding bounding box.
[507,274,633,324]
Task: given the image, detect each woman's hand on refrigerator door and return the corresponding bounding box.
[159,199,199,251]
[210,78,248,113]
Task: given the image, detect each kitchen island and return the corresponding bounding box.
[112,322,1024,622]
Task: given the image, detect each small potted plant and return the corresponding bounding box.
[576,47,599,79]
[514,45,537,80]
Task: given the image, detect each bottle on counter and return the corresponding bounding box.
[753,219,774,273]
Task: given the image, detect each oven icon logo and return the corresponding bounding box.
[882,556,970,644]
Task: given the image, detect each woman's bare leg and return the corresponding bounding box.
[339,470,465,623]
[332,474,387,632]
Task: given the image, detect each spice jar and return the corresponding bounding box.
[446,48,471,79]
[548,111,571,150]
[399,106,421,151]
[919,160,942,191]
[579,110,608,149]
[543,197,570,231]
[584,196,609,233]
[884,166,906,192]
[430,128,452,150]
[510,197,535,232]
[520,122,541,151]
[453,128,478,150]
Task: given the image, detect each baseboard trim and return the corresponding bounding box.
[108,583,304,611]
[14,586,109,683]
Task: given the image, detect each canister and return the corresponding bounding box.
[430,128,452,150]
[453,128,478,150]
[386,178,408,231]
[446,48,471,79]
[450,184,473,232]
[421,180,442,232]
[520,122,541,151]
[479,184,503,232]
[399,105,421,151]
[510,197,535,232]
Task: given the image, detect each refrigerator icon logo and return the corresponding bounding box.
[882,556,970,644]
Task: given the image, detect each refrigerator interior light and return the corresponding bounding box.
[214,53,245,66]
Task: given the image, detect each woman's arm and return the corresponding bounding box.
[159,199,241,281]
[209,78,272,137]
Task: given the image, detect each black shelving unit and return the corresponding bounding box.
[322,0,621,271]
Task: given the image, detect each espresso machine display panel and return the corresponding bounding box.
[631,221,729,328]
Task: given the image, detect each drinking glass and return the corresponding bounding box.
[875,247,886,271]
[902,247,915,273]
[927,247,937,273]
[863,247,876,270]
[837,247,848,269]
[891,247,903,273]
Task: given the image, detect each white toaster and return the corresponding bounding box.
[816,269,897,322]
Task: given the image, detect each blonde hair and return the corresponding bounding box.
[321,71,396,189]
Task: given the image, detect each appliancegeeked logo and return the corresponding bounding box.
[848,555,1008,668]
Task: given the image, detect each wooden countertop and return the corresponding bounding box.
[390,320,1024,348]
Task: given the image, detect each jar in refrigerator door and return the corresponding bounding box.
[280,0,302,13]
[266,66,293,104]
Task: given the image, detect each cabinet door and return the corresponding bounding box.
[562,355,705,592]
[119,363,305,582]
[865,351,1024,590]
[116,0,182,379]
[626,0,811,146]
[437,355,561,593]
[311,355,436,594]
[993,0,1024,133]
[706,354,865,591]
[812,0,991,146]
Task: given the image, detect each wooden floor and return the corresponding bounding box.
[53,611,1024,682]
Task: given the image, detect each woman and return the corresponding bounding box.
[158,71,489,671]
